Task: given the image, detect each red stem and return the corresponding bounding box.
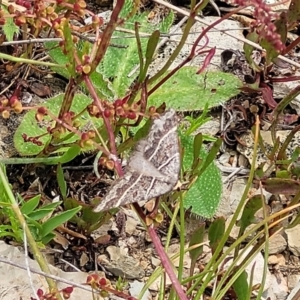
[148,226,188,300]
[89,0,125,74]
[47,110,110,155]
[83,75,123,176]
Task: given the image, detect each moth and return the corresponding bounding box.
[93,109,181,212]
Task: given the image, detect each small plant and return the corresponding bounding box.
[0,164,81,244]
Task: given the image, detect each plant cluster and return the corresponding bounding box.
[0,0,299,299]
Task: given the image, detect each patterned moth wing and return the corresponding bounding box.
[93,109,180,212]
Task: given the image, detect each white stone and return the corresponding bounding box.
[286,225,300,256]
[287,274,300,290]
[0,241,93,300]
[269,234,287,254]
[125,216,138,235]
[268,273,288,300]
[268,255,279,265]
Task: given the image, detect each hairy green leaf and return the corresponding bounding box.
[181,134,222,218]
[148,67,242,111]
[98,12,174,97]
[47,6,174,99]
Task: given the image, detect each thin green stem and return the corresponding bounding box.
[0,52,62,67]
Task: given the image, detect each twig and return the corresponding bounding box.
[115,27,249,37]
[215,161,250,175]
[62,165,93,170]
[0,37,62,45]
[157,16,189,49]
[59,258,82,272]
[0,256,97,295]
[222,166,248,183]
[23,223,39,300]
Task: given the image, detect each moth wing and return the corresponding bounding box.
[93,170,147,212]
[143,178,174,201]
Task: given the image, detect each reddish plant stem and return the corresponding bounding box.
[148,226,188,300]
[132,203,146,223]
[83,75,123,176]
[282,34,300,56]
[46,110,110,156]
[57,77,77,120]
[81,0,125,177]
[89,0,125,74]
[272,76,300,82]
[196,47,216,74]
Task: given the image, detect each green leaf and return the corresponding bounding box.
[156,9,174,33]
[148,67,242,111]
[13,94,102,156]
[50,145,81,164]
[237,195,263,235]
[188,223,205,277]
[57,164,67,199]
[1,6,19,42]
[26,216,43,232]
[142,30,160,78]
[232,270,249,300]
[27,202,62,220]
[262,178,300,194]
[181,134,222,218]
[41,206,81,237]
[193,134,203,167]
[189,224,205,262]
[184,103,212,136]
[208,217,225,254]
[46,9,174,99]
[41,232,56,244]
[0,145,82,165]
[20,195,41,215]
[0,228,18,239]
[198,138,222,177]
[244,31,262,72]
[46,42,115,99]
